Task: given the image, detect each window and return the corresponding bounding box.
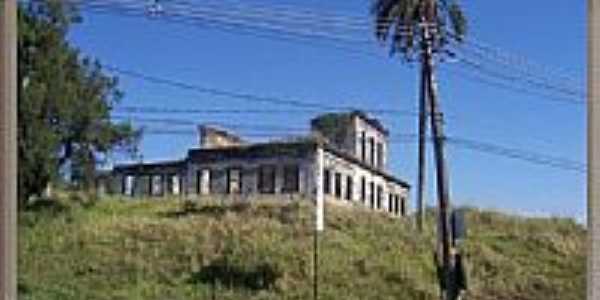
[166,174,177,195]
[170,175,180,195]
[283,165,300,193]
[369,137,375,166]
[400,196,406,216]
[361,131,366,162]
[227,168,242,194]
[388,193,394,213]
[334,172,342,199]
[258,165,276,194]
[360,177,366,203]
[345,176,353,201]
[377,142,384,169]
[197,169,211,195]
[376,185,383,210]
[196,170,202,194]
[393,195,401,216]
[151,175,163,196]
[323,168,331,194]
[369,181,375,209]
[124,175,135,196]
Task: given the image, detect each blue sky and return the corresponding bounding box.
[68,0,587,220]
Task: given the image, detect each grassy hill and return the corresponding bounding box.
[18,193,585,300]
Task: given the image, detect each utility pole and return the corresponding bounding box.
[0,0,18,300]
[588,0,600,299]
[420,11,459,300]
[416,43,429,232]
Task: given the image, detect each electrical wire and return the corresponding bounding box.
[76,0,587,107]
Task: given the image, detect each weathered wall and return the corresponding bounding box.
[199,125,245,149]
[107,139,408,220]
[352,115,389,171]
[319,149,408,218]
[110,169,185,198]
[186,156,313,198]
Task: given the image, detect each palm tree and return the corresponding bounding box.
[371,1,467,299]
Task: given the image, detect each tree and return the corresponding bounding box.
[18,0,140,204]
[371,0,467,299]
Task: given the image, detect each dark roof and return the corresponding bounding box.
[310,110,389,136]
[113,160,185,174]
[188,140,315,162]
[111,137,409,189]
[349,110,389,136]
[191,137,409,188]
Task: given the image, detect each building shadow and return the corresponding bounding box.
[187,260,280,292]
[158,204,228,219]
[157,200,256,219]
[24,198,68,213]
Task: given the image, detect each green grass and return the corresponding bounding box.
[18,192,585,300]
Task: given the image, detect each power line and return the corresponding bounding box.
[113,105,420,116]
[135,122,586,174]
[79,0,378,45]
[79,1,388,61]
[111,115,309,132]
[105,65,431,118]
[446,31,584,90]
[446,136,586,174]
[105,65,365,111]
[78,0,415,30]
[77,0,586,108]
[450,47,585,102]
[439,63,586,106]
[82,0,585,94]
[68,0,589,174]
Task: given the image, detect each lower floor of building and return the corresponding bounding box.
[106,142,410,218]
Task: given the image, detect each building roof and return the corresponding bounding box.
[189,137,410,188]
[113,160,185,174]
[349,110,389,136]
[188,139,315,162]
[310,110,389,136]
[111,136,410,189]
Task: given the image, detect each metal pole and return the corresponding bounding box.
[588,0,600,298]
[313,228,319,300]
[0,0,18,299]
[314,145,324,300]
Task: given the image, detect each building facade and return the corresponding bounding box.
[108,111,410,217]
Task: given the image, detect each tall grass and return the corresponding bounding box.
[18,193,585,300]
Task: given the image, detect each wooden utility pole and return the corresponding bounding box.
[0,0,18,299]
[588,0,600,299]
[421,20,458,300]
[416,46,428,232]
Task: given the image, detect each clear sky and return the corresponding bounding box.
[68,0,587,221]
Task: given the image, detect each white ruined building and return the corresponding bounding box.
[109,111,411,217]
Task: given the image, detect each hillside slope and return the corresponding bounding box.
[18,194,585,300]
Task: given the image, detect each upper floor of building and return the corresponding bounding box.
[310,110,389,171]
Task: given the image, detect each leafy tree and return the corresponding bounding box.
[18,0,140,204]
[372,0,466,59]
